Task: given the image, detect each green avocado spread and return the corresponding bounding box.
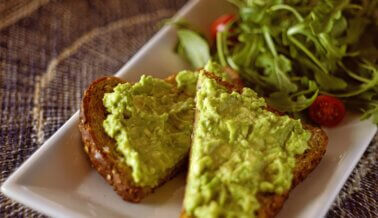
[184,73,310,218]
[102,71,197,187]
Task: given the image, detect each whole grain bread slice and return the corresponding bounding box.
[79,75,186,203]
[181,72,328,218]
[79,67,243,203]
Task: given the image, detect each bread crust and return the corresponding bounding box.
[181,72,328,218]
[79,75,186,202]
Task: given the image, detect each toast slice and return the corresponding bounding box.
[79,62,242,203]
[79,75,188,202]
[181,71,328,218]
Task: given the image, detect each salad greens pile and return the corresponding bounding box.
[175,0,378,124]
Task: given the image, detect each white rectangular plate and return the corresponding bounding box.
[2,0,377,217]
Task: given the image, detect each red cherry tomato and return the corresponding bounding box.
[308,95,346,127]
[210,14,235,40]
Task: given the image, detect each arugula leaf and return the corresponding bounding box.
[308,0,349,34]
[256,53,298,93]
[314,71,347,91]
[268,89,319,112]
[344,17,369,45]
[331,16,347,37]
[232,35,261,67]
[287,25,329,74]
[295,55,347,91]
[268,79,318,112]
[177,29,210,68]
[318,33,347,70]
[361,103,378,124]
[345,98,378,125]
[357,91,377,101]
[326,61,378,97]
[216,31,228,67]
[257,26,298,93]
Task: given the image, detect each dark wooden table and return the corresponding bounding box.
[0,0,377,217]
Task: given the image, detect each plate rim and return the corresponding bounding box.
[316,125,377,217]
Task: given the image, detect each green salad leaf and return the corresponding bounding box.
[361,103,378,124]
[268,79,318,112]
[256,53,298,93]
[308,0,349,35]
[174,0,378,124]
[325,60,378,97]
[177,29,210,68]
[268,90,319,112]
[314,71,347,91]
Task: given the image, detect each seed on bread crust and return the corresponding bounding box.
[103,146,110,153]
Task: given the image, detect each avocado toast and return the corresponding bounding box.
[79,62,327,215]
[79,62,241,202]
[181,72,328,218]
[79,72,197,202]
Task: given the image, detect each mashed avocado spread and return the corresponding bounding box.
[102,71,197,187]
[102,61,229,187]
[184,73,310,218]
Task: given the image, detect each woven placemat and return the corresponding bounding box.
[0,0,377,217]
